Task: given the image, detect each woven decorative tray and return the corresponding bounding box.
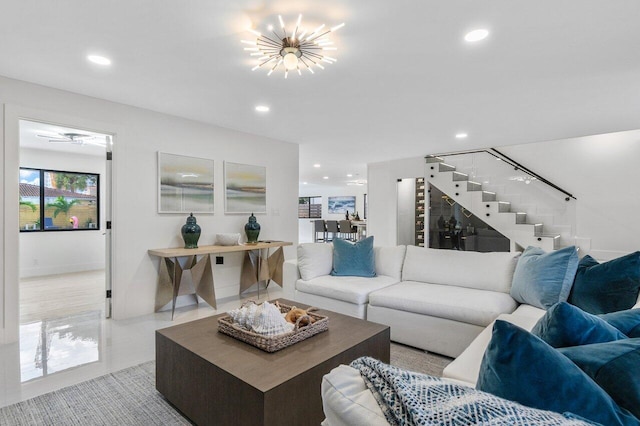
[217,302,329,352]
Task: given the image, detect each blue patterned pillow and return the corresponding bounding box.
[331,236,376,277]
[510,246,579,310]
[477,320,639,425]
[532,302,627,348]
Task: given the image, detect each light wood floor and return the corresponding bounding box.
[20,270,105,324]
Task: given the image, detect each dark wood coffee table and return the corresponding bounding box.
[156,299,390,426]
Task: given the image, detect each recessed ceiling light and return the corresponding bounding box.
[255,105,270,112]
[323,176,329,180]
[464,29,489,42]
[302,182,308,185]
[455,133,468,139]
[346,174,353,177]
[313,164,321,168]
[87,55,111,66]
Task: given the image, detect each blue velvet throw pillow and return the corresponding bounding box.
[601,309,640,338]
[477,320,639,426]
[510,246,580,310]
[330,236,376,277]
[568,252,640,315]
[559,339,640,419]
[531,302,628,348]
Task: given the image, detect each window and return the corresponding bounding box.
[19,168,100,232]
[298,196,322,218]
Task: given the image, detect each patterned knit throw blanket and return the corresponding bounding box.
[350,357,593,426]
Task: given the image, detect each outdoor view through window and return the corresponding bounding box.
[19,168,99,231]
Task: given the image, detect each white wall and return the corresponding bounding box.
[499,130,640,260]
[367,157,425,247]
[367,130,640,259]
[1,75,299,342]
[298,185,367,243]
[19,148,106,277]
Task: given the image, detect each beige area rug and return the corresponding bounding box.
[390,342,453,377]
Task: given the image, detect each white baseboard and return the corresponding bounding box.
[20,262,106,278]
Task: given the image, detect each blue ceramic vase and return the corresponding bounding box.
[181,213,201,249]
[244,213,260,243]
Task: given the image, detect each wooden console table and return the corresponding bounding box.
[148,241,292,319]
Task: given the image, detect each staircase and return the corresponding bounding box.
[426,155,562,251]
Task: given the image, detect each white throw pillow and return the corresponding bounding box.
[374,246,407,280]
[297,243,333,281]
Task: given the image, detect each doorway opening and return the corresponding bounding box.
[18,119,112,381]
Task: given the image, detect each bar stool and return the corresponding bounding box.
[313,220,327,242]
[325,220,339,241]
[339,220,356,241]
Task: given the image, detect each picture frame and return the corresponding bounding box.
[328,196,356,214]
[158,152,214,214]
[224,161,267,214]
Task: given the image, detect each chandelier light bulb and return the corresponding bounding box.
[283,52,299,70]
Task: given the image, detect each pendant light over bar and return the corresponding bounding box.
[243,14,344,78]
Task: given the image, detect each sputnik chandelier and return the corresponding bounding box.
[242,14,344,78]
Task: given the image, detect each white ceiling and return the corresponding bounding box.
[20,120,108,157]
[2,1,640,188]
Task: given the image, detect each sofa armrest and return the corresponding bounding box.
[321,365,388,426]
[283,259,300,301]
[442,308,545,387]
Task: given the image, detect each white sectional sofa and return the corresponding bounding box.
[283,243,521,358]
[308,244,640,425]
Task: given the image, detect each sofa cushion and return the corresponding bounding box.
[401,246,520,293]
[296,275,399,305]
[368,281,517,327]
[511,303,548,319]
[568,252,640,315]
[559,339,640,419]
[374,245,406,280]
[601,308,640,337]
[477,320,639,426]
[532,302,627,348]
[331,236,376,277]
[510,246,579,310]
[297,243,333,281]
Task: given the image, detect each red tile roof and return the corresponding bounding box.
[20,183,96,200]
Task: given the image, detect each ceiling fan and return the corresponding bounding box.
[36,132,105,146]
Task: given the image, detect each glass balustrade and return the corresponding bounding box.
[423,150,577,251]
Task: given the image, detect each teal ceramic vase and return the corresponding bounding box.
[244,213,260,243]
[181,213,201,249]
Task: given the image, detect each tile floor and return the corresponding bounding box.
[0,271,284,408]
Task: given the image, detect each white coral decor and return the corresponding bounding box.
[227,301,259,330]
[228,301,294,336]
[251,301,294,336]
